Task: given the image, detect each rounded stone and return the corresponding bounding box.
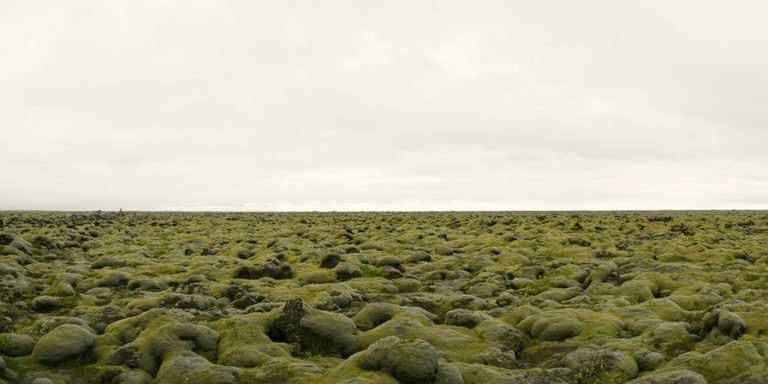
[32,324,98,365]
[358,336,439,384]
[0,333,36,356]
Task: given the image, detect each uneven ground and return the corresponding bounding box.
[1,211,767,384]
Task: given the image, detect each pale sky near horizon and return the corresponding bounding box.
[1,1,767,211]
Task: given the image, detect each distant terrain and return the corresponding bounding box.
[1,211,767,383]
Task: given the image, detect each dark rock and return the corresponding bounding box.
[32,235,61,249]
[335,263,362,281]
[269,299,305,346]
[0,316,12,333]
[232,293,266,310]
[269,299,360,357]
[0,234,13,246]
[32,296,62,312]
[234,258,293,280]
[321,253,341,268]
[567,238,591,247]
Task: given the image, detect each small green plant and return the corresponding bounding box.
[520,275,550,296]
[571,354,624,384]
[360,264,385,278]
[249,324,264,337]
[0,334,15,350]
[203,290,223,299]
[540,248,563,260]
[33,322,54,336]
[288,344,321,360]
[584,329,619,340]
[154,265,174,275]
[667,335,695,353]
[297,349,321,360]
[47,283,75,297]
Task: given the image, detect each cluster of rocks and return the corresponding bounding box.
[0,211,767,383]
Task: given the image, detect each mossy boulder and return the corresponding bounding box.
[702,309,746,340]
[0,333,35,356]
[0,234,13,246]
[234,258,293,280]
[91,256,124,269]
[643,322,697,356]
[320,253,341,268]
[518,313,582,341]
[358,336,439,384]
[452,362,569,384]
[32,324,98,365]
[126,277,162,292]
[215,313,291,368]
[335,263,362,281]
[96,271,130,287]
[632,349,666,372]
[268,299,360,357]
[564,348,638,383]
[627,369,706,384]
[444,309,489,329]
[687,340,765,383]
[583,262,620,288]
[95,366,153,384]
[153,350,238,384]
[32,295,63,312]
[105,321,220,376]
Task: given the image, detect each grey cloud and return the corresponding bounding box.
[1,1,766,210]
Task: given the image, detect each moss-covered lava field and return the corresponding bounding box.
[1,211,768,384]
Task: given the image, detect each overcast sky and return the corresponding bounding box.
[1,1,766,211]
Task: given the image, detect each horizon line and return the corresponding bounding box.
[2,209,767,213]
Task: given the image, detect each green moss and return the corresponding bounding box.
[360,264,385,278]
[570,354,625,384]
[0,333,14,350]
[520,275,551,296]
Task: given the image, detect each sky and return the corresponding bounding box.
[1,1,767,211]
